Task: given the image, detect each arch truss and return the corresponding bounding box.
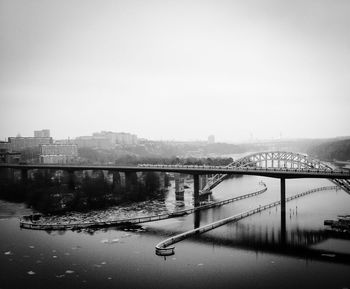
[203,151,350,193]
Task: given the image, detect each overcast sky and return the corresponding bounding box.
[0,0,349,142]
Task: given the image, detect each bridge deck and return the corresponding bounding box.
[1,164,349,179]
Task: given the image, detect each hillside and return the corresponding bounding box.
[308,139,350,161]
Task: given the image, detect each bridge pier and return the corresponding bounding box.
[175,173,184,194]
[67,170,75,190]
[21,168,28,185]
[175,190,184,201]
[199,175,207,191]
[280,178,286,244]
[193,174,200,207]
[112,171,121,192]
[194,210,200,229]
[193,174,201,230]
[125,171,138,195]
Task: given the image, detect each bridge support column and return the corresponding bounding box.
[125,172,138,196]
[21,168,28,185]
[280,178,286,244]
[112,171,121,192]
[175,173,184,194]
[199,175,207,191]
[175,191,184,201]
[68,170,75,190]
[159,172,166,191]
[194,210,200,230]
[193,174,200,207]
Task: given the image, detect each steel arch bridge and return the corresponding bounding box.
[203,151,350,193]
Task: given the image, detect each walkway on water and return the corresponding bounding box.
[20,185,267,230]
[155,185,339,256]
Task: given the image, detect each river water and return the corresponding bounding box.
[1,175,350,289]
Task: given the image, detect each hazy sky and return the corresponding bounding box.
[1,0,349,142]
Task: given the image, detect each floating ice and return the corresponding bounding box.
[65,270,74,274]
[27,271,36,275]
[4,251,12,255]
[100,239,109,244]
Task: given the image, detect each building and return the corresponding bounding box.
[115,132,138,145]
[34,129,50,138]
[74,136,113,150]
[40,144,78,156]
[0,152,21,164]
[0,141,10,152]
[39,144,78,164]
[92,131,138,145]
[8,137,53,151]
[208,135,215,144]
[74,131,138,149]
[39,155,72,164]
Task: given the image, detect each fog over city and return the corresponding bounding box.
[1,0,349,141]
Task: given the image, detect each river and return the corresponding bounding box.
[1,175,350,289]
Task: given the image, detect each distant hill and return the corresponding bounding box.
[308,139,350,161]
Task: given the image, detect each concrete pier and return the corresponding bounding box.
[280,178,286,243]
[193,174,200,207]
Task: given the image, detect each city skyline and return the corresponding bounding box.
[1,0,349,142]
[1,127,349,144]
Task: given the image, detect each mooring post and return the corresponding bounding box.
[281,178,286,243]
[193,174,200,207]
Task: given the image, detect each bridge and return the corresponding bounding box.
[1,151,349,224]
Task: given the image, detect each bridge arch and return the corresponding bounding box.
[203,151,349,193]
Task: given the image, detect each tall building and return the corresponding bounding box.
[208,135,215,144]
[34,129,50,138]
